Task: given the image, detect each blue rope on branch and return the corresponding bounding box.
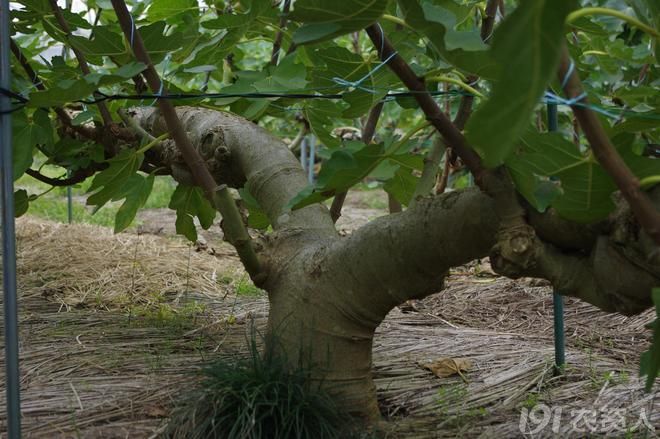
[331,51,398,94]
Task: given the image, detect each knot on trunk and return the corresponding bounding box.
[490,224,538,278]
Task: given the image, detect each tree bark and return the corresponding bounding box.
[126,106,660,419]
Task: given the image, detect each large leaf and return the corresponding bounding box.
[291,0,387,44]
[629,0,660,61]
[238,187,270,230]
[140,21,184,63]
[464,0,578,168]
[12,110,53,180]
[303,100,345,149]
[307,46,387,118]
[505,131,616,223]
[168,184,216,242]
[147,0,198,22]
[397,0,498,79]
[69,26,126,59]
[383,167,419,206]
[114,174,155,233]
[288,142,387,209]
[14,190,29,218]
[87,150,144,210]
[253,54,308,92]
[27,78,96,108]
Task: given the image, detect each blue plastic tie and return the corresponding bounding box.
[150,54,170,105]
[19,81,42,98]
[129,13,135,48]
[151,81,164,106]
[575,101,619,119]
[377,23,385,54]
[544,90,587,107]
[331,51,397,94]
[561,58,575,89]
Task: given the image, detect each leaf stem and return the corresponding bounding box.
[567,7,660,39]
[640,175,660,190]
[425,75,484,98]
[136,133,169,155]
[381,14,409,29]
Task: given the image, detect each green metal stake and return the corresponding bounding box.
[62,9,73,226]
[1,0,23,435]
[66,173,73,224]
[547,101,566,371]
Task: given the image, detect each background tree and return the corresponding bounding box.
[6,0,660,422]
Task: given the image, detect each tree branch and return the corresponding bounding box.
[325,187,659,321]
[25,167,96,186]
[330,100,384,223]
[48,0,114,128]
[480,0,499,41]
[366,23,543,283]
[558,47,660,246]
[434,149,451,194]
[9,38,100,139]
[111,0,263,280]
[270,0,291,65]
[287,123,308,153]
[365,25,486,187]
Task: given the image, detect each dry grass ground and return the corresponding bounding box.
[0,205,658,437]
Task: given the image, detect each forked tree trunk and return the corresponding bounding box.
[262,188,500,421]
[128,106,660,420]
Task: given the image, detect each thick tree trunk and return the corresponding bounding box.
[261,188,500,421]
[127,106,660,420]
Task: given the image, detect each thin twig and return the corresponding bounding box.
[270,0,291,65]
[25,168,96,187]
[111,0,263,279]
[558,47,660,245]
[365,25,486,187]
[435,148,452,194]
[288,123,308,153]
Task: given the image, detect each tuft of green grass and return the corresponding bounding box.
[234,276,265,296]
[167,329,349,439]
[127,302,206,333]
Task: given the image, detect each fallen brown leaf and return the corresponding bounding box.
[419,357,472,381]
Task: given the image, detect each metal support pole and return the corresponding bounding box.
[66,186,73,224]
[66,172,73,224]
[547,101,566,371]
[307,134,316,184]
[300,137,307,172]
[1,0,23,436]
[63,0,73,225]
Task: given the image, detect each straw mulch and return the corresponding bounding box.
[0,217,658,438]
